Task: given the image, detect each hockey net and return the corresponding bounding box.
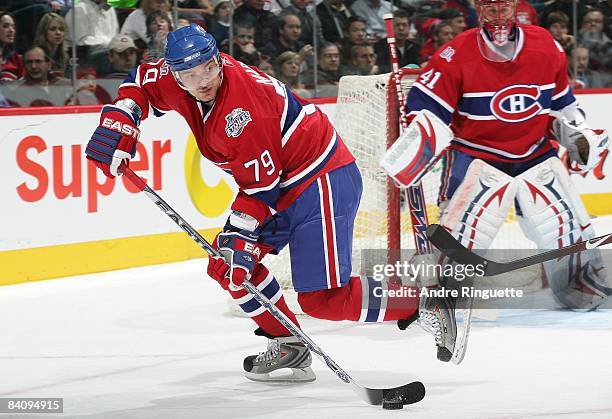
[231,69,542,316]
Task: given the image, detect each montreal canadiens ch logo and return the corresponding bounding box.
[490,84,543,123]
[225,108,252,138]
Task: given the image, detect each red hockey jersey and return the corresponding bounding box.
[115,54,355,224]
[406,25,576,162]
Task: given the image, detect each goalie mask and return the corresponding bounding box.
[475,0,520,62]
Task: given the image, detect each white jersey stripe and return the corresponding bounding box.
[280,131,337,189]
[317,178,332,290]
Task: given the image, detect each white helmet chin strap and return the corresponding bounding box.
[477,27,521,62]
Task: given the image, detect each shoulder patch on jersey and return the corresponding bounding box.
[225,108,252,138]
[440,46,455,62]
[221,55,234,67]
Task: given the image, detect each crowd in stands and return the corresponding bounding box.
[0,0,611,107]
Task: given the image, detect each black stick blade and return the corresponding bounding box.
[356,381,426,406]
[426,224,488,265]
[382,381,426,405]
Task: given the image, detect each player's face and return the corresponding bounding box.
[478,1,515,24]
[0,15,16,44]
[175,57,223,103]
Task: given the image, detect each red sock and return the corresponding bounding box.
[298,275,418,322]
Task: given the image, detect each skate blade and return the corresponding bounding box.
[244,367,316,383]
[451,297,474,365]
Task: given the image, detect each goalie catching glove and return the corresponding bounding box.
[85,102,142,177]
[552,119,609,173]
[207,230,270,291]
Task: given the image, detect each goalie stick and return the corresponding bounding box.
[426,223,612,276]
[384,14,471,365]
[121,167,426,407]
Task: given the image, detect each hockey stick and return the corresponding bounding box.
[426,223,612,276]
[384,14,432,255]
[121,167,425,407]
[383,14,471,365]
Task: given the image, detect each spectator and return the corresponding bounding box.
[177,13,194,29]
[374,9,419,73]
[95,34,138,78]
[143,10,173,61]
[546,11,574,55]
[339,16,368,63]
[14,46,70,106]
[285,0,324,45]
[349,0,395,40]
[342,43,378,75]
[316,0,353,43]
[516,0,538,26]
[438,8,466,35]
[260,13,314,63]
[274,50,310,97]
[120,0,171,45]
[222,22,261,66]
[540,0,586,32]
[302,41,341,95]
[208,0,232,45]
[65,0,119,58]
[0,12,25,81]
[34,12,68,76]
[441,0,477,29]
[233,0,277,48]
[66,66,112,105]
[7,0,52,52]
[419,20,453,65]
[569,45,611,88]
[258,55,276,77]
[578,8,612,73]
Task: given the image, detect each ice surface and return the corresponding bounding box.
[1,218,612,418]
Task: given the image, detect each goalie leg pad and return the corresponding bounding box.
[516,157,610,309]
[515,157,594,249]
[440,159,517,249]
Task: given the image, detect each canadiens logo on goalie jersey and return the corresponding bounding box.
[490,84,545,123]
[225,108,252,138]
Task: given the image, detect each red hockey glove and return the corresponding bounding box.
[85,105,141,178]
[207,230,269,291]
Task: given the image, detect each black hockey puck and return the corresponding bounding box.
[382,399,404,410]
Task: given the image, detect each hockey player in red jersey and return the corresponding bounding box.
[384,0,611,319]
[84,23,459,382]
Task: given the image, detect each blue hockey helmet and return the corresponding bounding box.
[165,23,219,72]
